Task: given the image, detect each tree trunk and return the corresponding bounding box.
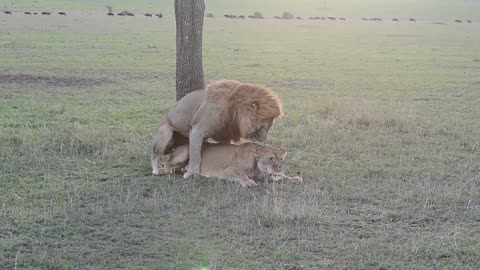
[175,0,205,101]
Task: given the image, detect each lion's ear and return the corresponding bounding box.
[251,102,258,110]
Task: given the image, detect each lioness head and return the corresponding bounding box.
[255,146,287,181]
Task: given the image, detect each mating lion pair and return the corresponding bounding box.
[151,80,302,187]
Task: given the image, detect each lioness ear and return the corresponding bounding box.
[251,102,258,110]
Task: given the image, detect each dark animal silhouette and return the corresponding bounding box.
[145,13,152,17]
[361,18,368,21]
[410,18,416,22]
[274,16,281,19]
[296,16,302,20]
[238,15,245,19]
[155,13,162,18]
[4,11,12,15]
[466,20,472,23]
[339,17,346,21]
[24,12,32,15]
[248,15,255,19]
[392,18,399,21]
[117,13,124,16]
[327,17,336,20]
[455,19,462,23]
[58,12,66,16]
[41,12,51,15]
[33,12,38,15]
[107,12,114,16]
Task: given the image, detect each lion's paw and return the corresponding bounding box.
[183,171,201,181]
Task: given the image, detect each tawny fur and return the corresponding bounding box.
[151,79,284,177]
[166,143,302,188]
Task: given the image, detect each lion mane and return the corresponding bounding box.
[206,80,284,141]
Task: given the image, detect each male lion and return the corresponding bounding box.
[163,142,302,188]
[151,80,284,179]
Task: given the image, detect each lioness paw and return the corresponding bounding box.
[240,179,257,188]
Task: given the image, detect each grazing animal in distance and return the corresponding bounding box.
[151,80,284,179]
[155,13,163,18]
[339,17,346,21]
[41,12,51,15]
[466,20,472,23]
[4,11,12,15]
[238,15,245,19]
[58,12,66,16]
[296,16,302,20]
[410,18,416,22]
[455,19,462,23]
[164,143,302,188]
[392,18,399,21]
[107,12,114,16]
[327,17,336,20]
[24,12,32,15]
[274,16,281,19]
[145,13,152,17]
[33,12,38,15]
[361,18,368,21]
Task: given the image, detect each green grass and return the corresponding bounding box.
[1,12,480,269]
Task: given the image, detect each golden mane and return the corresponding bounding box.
[204,80,283,141]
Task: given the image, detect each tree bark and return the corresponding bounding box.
[175,0,205,101]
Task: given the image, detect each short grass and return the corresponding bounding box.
[1,12,480,270]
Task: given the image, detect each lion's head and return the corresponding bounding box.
[255,145,287,181]
[208,81,283,143]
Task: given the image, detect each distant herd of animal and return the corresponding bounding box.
[1,10,474,23]
[3,11,66,16]
[1,10,163,18]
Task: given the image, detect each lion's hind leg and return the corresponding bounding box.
[224,167,257,188]
[151,120,174,175]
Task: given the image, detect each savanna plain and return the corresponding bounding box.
[1,9,479,270]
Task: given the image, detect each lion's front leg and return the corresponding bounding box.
[224,168,257,188]
[183,128,204,180]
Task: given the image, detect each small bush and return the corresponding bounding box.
[282,11,294,20]
[106,5,113,13]
[253,11,264,19]
[206,13,214,18]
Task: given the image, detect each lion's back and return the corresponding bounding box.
[167,90,205,131]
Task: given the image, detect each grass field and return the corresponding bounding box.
[1,10,480,270]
